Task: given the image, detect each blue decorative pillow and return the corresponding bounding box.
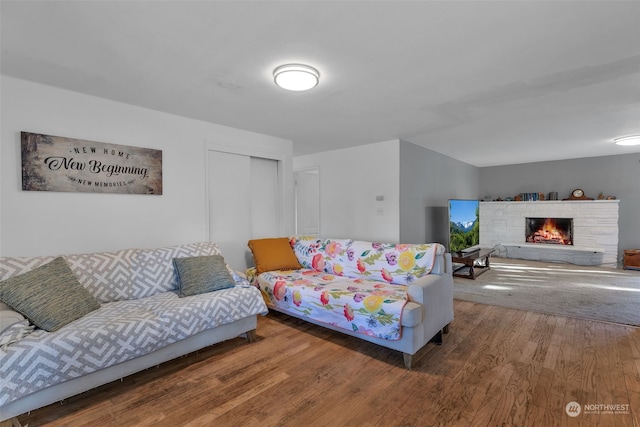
[173,255,236,297]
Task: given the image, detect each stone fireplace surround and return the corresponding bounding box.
[479,200,619,266]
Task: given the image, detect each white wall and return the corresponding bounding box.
[0,78,3,251]
[399,140,479,244]
[479,154,640,261]
[293,139,480,245]
[1,76,294,257]
[294,140,401,243]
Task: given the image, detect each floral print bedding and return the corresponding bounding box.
[254,269,408,341]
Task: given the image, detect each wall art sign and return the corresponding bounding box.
[21,132,163,195]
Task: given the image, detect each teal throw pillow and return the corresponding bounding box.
[173,255,236,297]
[0,257,100,332]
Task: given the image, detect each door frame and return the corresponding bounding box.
[294,166,321,236]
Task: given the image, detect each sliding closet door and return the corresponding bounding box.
[207,150,279,270]
[250,156,279,239]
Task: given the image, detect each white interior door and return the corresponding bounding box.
[295,167,320,236]
[208,150,279,270]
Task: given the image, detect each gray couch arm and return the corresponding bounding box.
[406,253,454,344]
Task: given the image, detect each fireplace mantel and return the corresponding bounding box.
[479,200,619,266]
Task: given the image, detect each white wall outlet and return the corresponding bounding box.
[377,207,384,215]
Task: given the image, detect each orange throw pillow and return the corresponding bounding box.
[248,237,302,274]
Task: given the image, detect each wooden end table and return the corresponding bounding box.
[451,248,495,279]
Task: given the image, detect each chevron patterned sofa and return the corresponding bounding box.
[0,242,268,422]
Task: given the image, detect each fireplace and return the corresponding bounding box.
[525,217,573,245]
[480,201,619,266]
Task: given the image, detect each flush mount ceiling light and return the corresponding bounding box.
[613,135,640,146]
[273,64,319,91]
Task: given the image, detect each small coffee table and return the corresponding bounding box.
[451,248,495,279]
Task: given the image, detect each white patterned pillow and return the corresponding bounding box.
[0,256,57,282]
[64,249,137,303]
[132,242,227,298]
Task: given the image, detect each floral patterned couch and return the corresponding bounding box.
[248,237,454,368]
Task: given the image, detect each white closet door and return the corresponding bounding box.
[208,151,279,270]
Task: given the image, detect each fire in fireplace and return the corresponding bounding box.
[525,217,573,245]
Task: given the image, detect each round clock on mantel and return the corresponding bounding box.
[564,188,594,200]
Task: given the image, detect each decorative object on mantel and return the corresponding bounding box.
[563,188,593,201]
[517,192,545,201]
[21,132,163,195]
[548,191,559,200]
[624,249,640,270]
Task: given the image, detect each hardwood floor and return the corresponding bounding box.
[15,301,640,426]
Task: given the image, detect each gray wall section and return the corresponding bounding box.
[399,140,479,245]
[479,153,640,261]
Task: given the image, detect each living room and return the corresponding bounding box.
[1,1,639,426]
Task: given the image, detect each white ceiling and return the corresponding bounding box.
[1,1,639,167]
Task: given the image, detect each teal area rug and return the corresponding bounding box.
[453,257,640,326]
